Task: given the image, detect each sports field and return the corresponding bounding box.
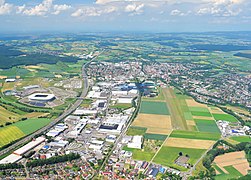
[214,151,250,179]
[0,118,51,148]
[139,101,170,115]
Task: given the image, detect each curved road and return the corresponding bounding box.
[0,54,98,157]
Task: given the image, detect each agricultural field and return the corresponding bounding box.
[212,114,238,123]
[132,113,172,135]
[153,146,205,171]
[139,101,170,115]
[0,126,25,147]
[230,136,251,143]
[213,151,250,179]
[127,87,240,172]
[169,130,221,141]
[0,118,51,148]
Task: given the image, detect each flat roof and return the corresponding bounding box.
[0,154,22,164]
[14,137,45,155]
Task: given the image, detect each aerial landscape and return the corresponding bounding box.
[0,0,251,179]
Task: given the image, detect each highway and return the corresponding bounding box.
[0,54,100,157]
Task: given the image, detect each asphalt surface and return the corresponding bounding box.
[0,56,96,157]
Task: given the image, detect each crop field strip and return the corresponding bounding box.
[0,126,25,147]
[0,118,51,148]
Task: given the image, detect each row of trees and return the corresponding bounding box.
[27,153,80,168]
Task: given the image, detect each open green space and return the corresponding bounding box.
[140,101,170,115]
[153,146,205,171]
[110,103,132,110]
[212,114,238,123]
[230,136,251,142]
[14,118,52,135]
[170,130,221,141]
[123,146,155,162]
[194,119,221,133]
[126,126,147,136]
[191,111,212,117]
[144,133,168,141]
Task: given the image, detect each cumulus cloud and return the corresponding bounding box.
[20,0,71,16]
[53,4,71,15]
[125,3,144,15]
[0,0,13,15]
[23,0,53,16]
[197,0,244,16]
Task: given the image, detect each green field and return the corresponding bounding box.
[153,146,205,171]
[14,118,52,135]
[170,130,221,141]
[140,101,170,115]
[110,103,132,110]
[144,133,168,141]
[0,126,25,147]
[123,146,155,162]
[0,118,51,147]
[215,165,243,180]
[195,119,221,133]
[230,136,251,142]
[189,107,211,112]
[191,111,212,117]
[212,114,238,122]
[126,126,147,136]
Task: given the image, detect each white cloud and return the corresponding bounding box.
[0,0,13,15]
[53,4,71,15]
[23,0,53,16]
[125,3,144,15]
[17,5,26,14]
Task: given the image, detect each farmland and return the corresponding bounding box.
[169,130,221,141]
[139,101,170,115]
[153,146,205,171]
[213,151,251,179]
[0,118,51,148]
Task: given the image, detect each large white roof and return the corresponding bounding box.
[0,154,22,164]
[14,137,45,155]
[28,93,55,101]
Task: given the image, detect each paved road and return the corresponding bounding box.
[0,53,100,157]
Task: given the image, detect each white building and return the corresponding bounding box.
[128,136,143,149]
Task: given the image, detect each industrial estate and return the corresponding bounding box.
[0,32,251,179]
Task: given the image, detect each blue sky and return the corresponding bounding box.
[0,0,251,33]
